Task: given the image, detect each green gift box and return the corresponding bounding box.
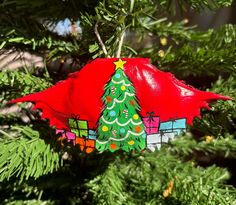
[68,118,88,137]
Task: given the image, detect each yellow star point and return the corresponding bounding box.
[114,59,127,70]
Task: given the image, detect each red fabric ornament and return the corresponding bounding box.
[10,58,232,152]
[10,58,230,130]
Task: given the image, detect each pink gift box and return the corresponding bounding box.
[143,117,159,134]
[56,129,76,144]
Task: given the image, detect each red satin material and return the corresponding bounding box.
[10,58,230,130]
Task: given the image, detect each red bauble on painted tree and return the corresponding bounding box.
[10,58,231,153]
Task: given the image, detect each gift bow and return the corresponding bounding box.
[146,111,155,122]
[70,114,81,130]
[71,114,80,120]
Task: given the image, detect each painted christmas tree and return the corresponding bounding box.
[96,59,146,152]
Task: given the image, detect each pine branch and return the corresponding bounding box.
[87,151,236,205]
[0,126,62,182]
[0,0,233,61]
[138,18,195,42]
[4,199,53,205]
[0,30,81,60]
[0,0,232,22]
[191,77,236,136]
[88,164,129,204]
[159,0,233,12]
[170,135,236,158]
[0,69,52,101]
[145,25,236,77]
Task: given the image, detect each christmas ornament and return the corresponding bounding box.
[10,58,231,153]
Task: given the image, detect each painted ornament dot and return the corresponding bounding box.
[133,114,139,120]
[120,128,126,134]
[128,140,135,145]
[110,143,117,150]
[121,85,126,91]
[130,100,135,106]
[106,96,112,103]
[135,126,142,132]
[102,126,108,132]
[115,73,121,79]
[109,110,116,117]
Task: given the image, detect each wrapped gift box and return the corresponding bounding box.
[147,133,161,144]
[161,132,175,143]
[68,118,88,137]
[146,132,175,152]
[75,137,95,153]
[159,118,186,135]
[56,129,76,144]
[88,130,97,140]
[143,116,160,134]
[146,133,161,152]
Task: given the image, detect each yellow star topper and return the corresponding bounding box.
[114,59,127,70]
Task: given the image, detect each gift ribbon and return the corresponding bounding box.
[70,114,81,136]
[146,111,155,134]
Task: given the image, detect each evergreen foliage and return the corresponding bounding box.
[0,0,236,204]
[0,126,62,182]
